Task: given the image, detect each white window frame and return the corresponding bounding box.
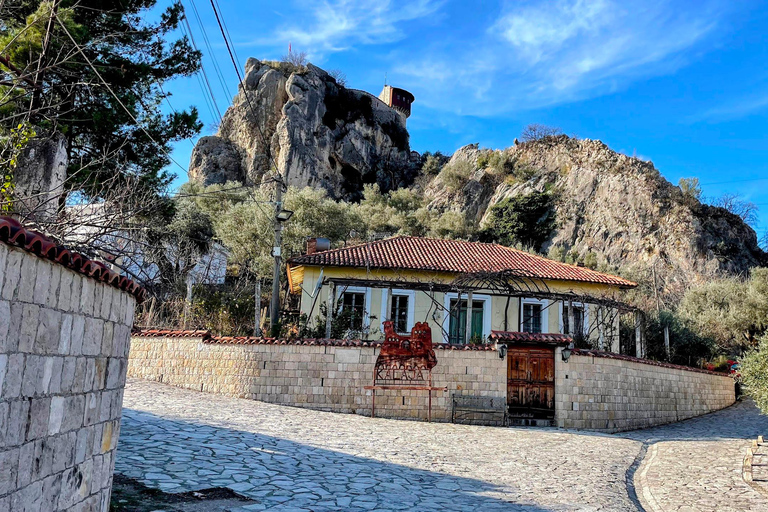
[336,286,372,330]
[380,289,416,335]
[558,301,590,337]
[442,292,492,343]
[520,298,550,334]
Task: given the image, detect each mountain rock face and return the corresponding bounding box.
[189,59,416,201]
[425,137,765,287]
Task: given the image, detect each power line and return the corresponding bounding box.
[187,0,231,103]
[212,0,242,72]
[207,0,282,188]
[701,177,768,186]
[179,5,223,121]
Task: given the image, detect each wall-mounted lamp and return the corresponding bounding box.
[497,344,508,360]
[275,208,294,222]
[561,342,574,363]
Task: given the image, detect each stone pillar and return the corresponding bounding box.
[635,310,645,358]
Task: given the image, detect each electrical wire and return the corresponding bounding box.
[206,0,283,188]
[179,5,223,121]
[186,0,231,103]
[55,14,190,177]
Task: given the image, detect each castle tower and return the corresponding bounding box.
[378,85,414,122]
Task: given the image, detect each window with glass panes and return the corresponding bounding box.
[390,294,409,333]
[448,299,484,344]
[562,304,585,335]
[341,292,366,331]
[522,303,543,333]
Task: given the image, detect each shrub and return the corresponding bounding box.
[679,177,702,203]
[420,151,450,175]
[281,49,308,67]
[583,252,598,270]
[520,123,563,142]
[678,267,768,354]
[480,192,556,251]
[441,160,474,191]
[643,310,716,365]
[547,245,566,262]
[328,69,347,87]
[741,334,768,412]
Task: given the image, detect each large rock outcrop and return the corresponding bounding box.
[190,59,415,201]
[425,136,765,289]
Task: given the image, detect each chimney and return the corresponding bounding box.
[306,237,331,255]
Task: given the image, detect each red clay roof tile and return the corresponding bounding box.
[0,216,147,302]
[289,236,636,288]
[489,331,573,345]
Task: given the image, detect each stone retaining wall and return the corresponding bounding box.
[128,334,736,431]
[127,335,506,423]
[0,241,137,511]
[554,348,736,432]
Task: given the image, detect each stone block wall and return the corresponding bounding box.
[0,242,137,511]
[554,349,736,432]
[129,334,737,432]
[128,336,507,423]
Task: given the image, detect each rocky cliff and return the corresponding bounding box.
[189,59,416,201]
[425,136,766,289]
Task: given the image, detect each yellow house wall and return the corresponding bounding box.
[297,265,625,348]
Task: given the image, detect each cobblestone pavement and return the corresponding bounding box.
[117,380,641,511]
[620,399,768,512]
[115,379,768,512]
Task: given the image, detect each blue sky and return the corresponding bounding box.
[159,0,768,239]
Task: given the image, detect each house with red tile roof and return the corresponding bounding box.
[287,236,637,352]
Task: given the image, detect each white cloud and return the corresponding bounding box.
[393,0,722,115]
[493,0,613,63]
[690,94,768,123]
[247,0,443,57]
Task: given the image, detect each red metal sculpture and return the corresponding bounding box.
[375,321,437,382]
[366,321,445,421]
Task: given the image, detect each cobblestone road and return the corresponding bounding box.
[115,379,768,512]
[622,400,768,512]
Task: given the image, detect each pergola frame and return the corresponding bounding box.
[310,268,645,357]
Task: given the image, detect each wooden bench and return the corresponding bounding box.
[451,394,508,425]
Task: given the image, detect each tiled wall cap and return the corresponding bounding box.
[132,328,212,338]
[0,216,147,302]
[572,348,733,377]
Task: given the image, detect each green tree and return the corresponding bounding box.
[480,192,556,250]
[740,334,768,413]
[678,268,768,353]
[186,182,365,277]
[0,0,201,198]
[354,184,426,236]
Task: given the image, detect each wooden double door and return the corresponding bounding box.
[507,346,555,419]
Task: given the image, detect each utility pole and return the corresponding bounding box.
[254,279,262,337]
[270,178,284,337]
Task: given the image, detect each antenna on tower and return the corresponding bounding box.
[384,72,387,86]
